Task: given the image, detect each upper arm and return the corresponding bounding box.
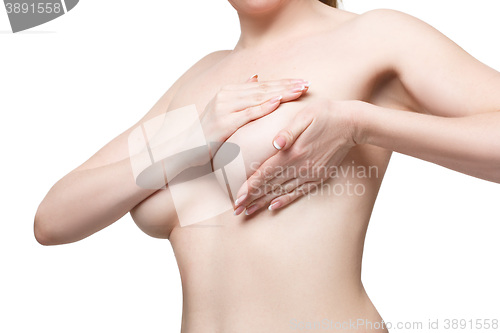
[363,9,500,117]
[74,50,230,172]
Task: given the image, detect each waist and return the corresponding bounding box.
[171,187,383,332]
[180,287,387,333]
[172,201,370,304]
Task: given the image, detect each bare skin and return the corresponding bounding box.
[34,1,500,332]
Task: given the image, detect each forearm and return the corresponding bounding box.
[35,122,211,245]
[35,158,156,245]
[355,102,500,183]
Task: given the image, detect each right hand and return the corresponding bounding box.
[200,75,310,155]
[135,75,310,188]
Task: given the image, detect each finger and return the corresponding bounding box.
[272,109,314,151]
[234,153,287,210]
[256,166,300,196]
[263,177,309,203]
[268,182,322,211]
[238,166,306,213]
[228,82,309,112]
[243,160,323,207]
[245,179,300,215]
[245,74,259,83]
[234,95,283,126]
[271,177,308,195]
[224,78,309,91]
[242,80,310,103]
[259,168,287,189]
[244,178,311,216]
[243,188,284,216]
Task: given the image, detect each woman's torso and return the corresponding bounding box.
[131,9,420,333]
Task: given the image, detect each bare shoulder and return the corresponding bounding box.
[164,50,230,99]
[180,50,231,82]
[351,8,450,50]
[322,8,436,45]
[139,50,230,119]
[341,8,460,70]
[73,50,231,172]
[354,8,431,30]
[348,9,500,117]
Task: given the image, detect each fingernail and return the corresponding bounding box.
[235,194,247,206]
[250,74,258,79]
[269,95,283,104]
[268,201,282,211]
[273,136,286,150]
[245,204,258,216]
[304,81,311,88]
[233,206,245,216]
[291,86,305,93]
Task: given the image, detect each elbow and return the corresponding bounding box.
[34,213,54,246]
[34,202,90,246]
[34,205,62,246]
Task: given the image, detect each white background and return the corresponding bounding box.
[1,1,499,332]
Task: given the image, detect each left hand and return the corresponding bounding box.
[234,99,361,215]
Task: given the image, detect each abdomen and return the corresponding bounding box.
[169,101,391,331]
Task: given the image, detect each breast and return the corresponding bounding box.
[130,40,399,238]
[129,99,305,238]
[215,100,304,178]
[130,90,390,238]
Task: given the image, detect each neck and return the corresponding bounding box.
[234,0,327,51]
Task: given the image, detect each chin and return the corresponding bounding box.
[228,0,285,15]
